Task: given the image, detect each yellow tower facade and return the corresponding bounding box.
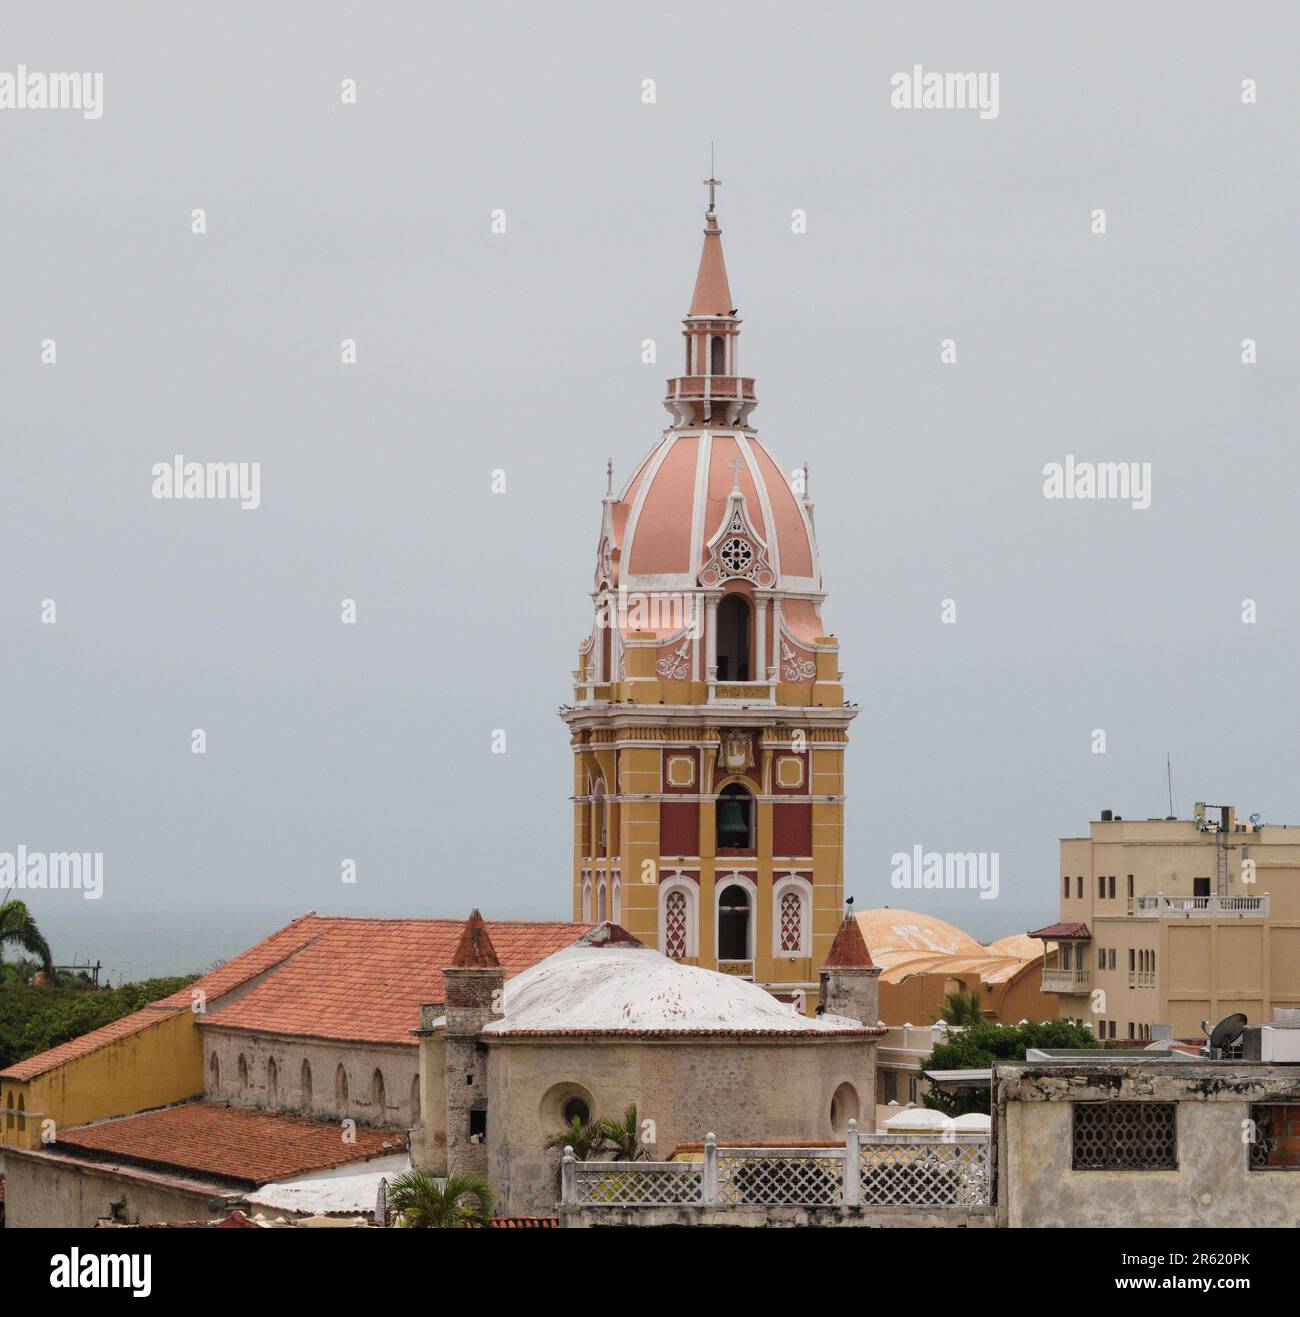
[560,182,857,1011]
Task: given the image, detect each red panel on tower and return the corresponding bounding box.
[772,801,812,857]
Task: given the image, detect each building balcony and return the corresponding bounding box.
[1041,966,1093,994]
[664,376,758,426]
[665,375,757,402]
[1129,893,1269,919]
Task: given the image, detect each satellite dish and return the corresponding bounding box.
[1207,1012,1248,1054]
[1250,813,1261,825]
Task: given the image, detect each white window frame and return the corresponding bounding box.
[659,877,699,959]
[611,877,622,924]
[772,874,813,957]
[581,877,592,922]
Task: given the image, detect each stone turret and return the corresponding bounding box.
[442,909,504,1177]
[818,912,880,1025]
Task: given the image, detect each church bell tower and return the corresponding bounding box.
[559,177,857,1011]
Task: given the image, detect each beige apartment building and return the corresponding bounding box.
[1030,803,1300,1039]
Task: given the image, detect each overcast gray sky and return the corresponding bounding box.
[3,1,1297,975]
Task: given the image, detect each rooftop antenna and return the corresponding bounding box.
[1167,752,1174,817]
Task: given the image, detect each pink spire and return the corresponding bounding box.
[689,174,733,317]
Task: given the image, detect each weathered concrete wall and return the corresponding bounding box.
[201,1027,417,1129]
[5,1149,224,1229]
[997,1063,1300,1228]
[560,1204,994,1228]
[487,1035,876,1215]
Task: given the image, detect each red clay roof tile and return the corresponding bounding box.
[204,917,589,1046]
[56,1101,396,1187]
[450,910,500,968]
[824,913,874,968]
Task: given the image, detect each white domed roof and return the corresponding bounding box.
[481,930,865,1037]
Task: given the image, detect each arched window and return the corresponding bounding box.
[716,594,751,680]
[208,1052,220,1093]
[581,877,592,922]
[718,882,753,961]
[597,881,608,923]
[593,780,607,857]
[660,881,698,960]
[301,1060,313,1110]
[773,877,812,957]
[710,335,725,375]
[335,1064,349,1113]
[716,783,754,851]
[16,1092,25,1134]
[611,877,622,924]
[237,1054,249,1093]
[4,1092,12,1130]
[411,1074,422,1122]
[266,1057,279,1106]
[372,1068,386,1118]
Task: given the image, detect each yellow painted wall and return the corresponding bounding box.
[0,1010,203,1150]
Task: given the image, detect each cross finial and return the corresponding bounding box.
[606,458,613,495]
[704,143,720,215]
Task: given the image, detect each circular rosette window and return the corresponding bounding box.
[719,537,753,574]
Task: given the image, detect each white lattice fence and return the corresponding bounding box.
[569,1161,703,1206]
[858,1135,991,1206]
[561,1127,992,1211]
[718,1151,843,1207]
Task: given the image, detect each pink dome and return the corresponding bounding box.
[614,432,820,595]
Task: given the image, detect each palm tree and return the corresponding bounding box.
[934,990,983,1026]
[596,1104,647,1162]
[385,1171,495,1228]
[544,1114,603,1162]
[0,898,54,977]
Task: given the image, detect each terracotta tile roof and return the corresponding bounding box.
[204,917,590,1046]
[450,910,500,968]
[56,1102,397,1187]
[488,1215,559,1229]
[3,914,591,1081]
[1026,921,1091,941]
[824,913,875,968]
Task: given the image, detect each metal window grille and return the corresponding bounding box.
[1072,1102,1177,1170]
[779,889,802,952]
[664,890,688,959]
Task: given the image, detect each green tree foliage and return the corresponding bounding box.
[386,1171,495,1228]
[0,973,196,1071]
[918,1019,1105,1116]
[596,1104,647,1162]
[0,900,54,976]
[933,990,984,1025]
[544,1113,603,1161]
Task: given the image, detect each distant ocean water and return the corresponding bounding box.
[20,897,1048,987]
[20,902,310,986]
